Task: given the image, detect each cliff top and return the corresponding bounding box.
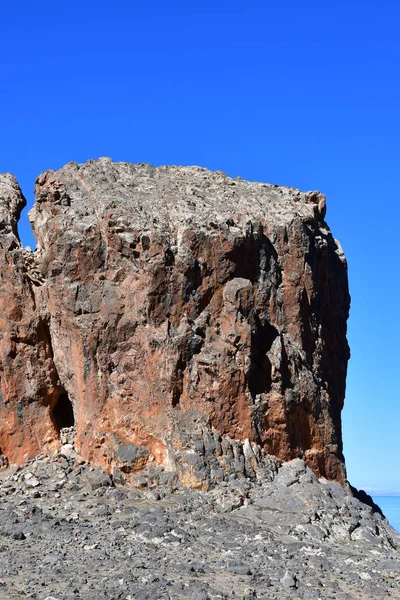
[28,158,326,234]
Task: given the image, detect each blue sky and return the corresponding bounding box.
[1,1,399,492]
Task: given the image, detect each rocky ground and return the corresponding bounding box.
[0,440,399,600]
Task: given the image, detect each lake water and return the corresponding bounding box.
[372,496,400,533]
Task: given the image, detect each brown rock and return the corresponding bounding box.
[0,160,350,485]
[0,175,62,463]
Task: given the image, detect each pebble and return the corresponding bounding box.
[281,570,297,589]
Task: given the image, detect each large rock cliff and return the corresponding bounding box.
[0,159,350,486]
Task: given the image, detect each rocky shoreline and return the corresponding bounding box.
[0,444,398,600]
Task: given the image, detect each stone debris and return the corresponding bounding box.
[60,426,77,446]
[280,570,297,589]
[0,451,398,600]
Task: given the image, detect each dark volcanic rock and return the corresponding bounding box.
[0,159,350,487]
[0,453,398,600]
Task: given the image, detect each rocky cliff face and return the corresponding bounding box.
[0,159,350,486]
[0,175,61,464]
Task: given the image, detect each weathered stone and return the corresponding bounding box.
[3,448,396,600]
[24,475,40,488]
[0,160,350,486]
[111,465,126,485]
[281,570,297,589]
[0,175,62,464]
[117,442,150,473]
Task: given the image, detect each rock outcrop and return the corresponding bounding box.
[0,159,350,486]
[0,175,61,464]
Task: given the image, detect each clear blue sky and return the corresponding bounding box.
[1,1,399,492]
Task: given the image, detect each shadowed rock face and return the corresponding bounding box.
[0,159,350,485]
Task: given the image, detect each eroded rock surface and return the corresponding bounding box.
[0,159,350,486]
[0,175,61,463]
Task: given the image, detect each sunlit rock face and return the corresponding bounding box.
[0,175,62,464]
[0,160,350,485]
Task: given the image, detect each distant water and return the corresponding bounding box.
[372,496,400,533]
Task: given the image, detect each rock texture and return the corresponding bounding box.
[0,453,399,600]
[0,175,61,464]
[0,159,350,486]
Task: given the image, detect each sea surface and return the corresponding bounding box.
[372,496,400,533]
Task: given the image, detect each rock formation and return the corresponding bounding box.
[0,159,350,486]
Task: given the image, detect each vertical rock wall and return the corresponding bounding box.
[0,160,350,485]
[0,175,62,463]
